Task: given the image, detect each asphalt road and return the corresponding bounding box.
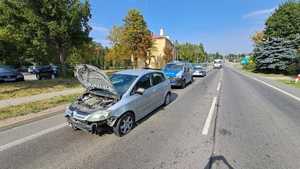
[212,67,300,169]
[0,66,300,169]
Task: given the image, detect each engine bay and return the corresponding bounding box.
[71,92,116,113]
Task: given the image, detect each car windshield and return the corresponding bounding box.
[0,67,14,73]
[164,64,183,72]
[110,74,138,96]
[193,65,203,70]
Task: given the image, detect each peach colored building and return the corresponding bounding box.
[137,29,176,69]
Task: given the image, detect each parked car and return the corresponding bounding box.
[192,64,207,77]
[50,65,60,75]
[213,59,223,69]
[65,64,172,136]
[0,66,24,82]
[28,66,39,73]
[162,61,193,88]
[32,65,57,80]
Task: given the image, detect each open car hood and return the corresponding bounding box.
[75,64,119,99]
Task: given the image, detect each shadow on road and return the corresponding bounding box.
[204,155,235,169]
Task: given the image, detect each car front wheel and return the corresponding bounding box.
[164,92,171,106]
[181,80,186,89]
[113,112,135,137]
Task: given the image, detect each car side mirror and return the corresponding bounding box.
[135,88,145,95]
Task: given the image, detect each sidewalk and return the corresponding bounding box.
[0,88,84,109]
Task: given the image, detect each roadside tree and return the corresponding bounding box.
[123,9,152,68]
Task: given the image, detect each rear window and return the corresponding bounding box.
[164,64,183,71]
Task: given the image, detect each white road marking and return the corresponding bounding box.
[0,123,66,152]
[230,67,300,102]
[217,82,221,92]
[251,77,300,102]
[202,97,217,135]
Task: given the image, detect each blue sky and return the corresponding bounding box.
[89,0,282,54]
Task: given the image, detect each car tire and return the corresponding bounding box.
[181,80,186,89]
[164,92,171,106]
[113,112,135,137]
[36,74,41,80]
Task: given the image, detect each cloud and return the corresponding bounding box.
[243,7,276,19]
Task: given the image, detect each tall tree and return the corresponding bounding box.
[0,0,48,66]
[265,1,300,40]
[175,42,207,63]
[106,25,131,68]
[38,0,92,75]
[123,9,152,68]
[0,0,92,74]
[254,37,299,73]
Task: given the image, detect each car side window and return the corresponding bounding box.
[132,74,151,94]
[151,72,165,86]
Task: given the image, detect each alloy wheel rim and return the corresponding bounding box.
[120,116,133,134]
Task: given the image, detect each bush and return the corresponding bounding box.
[243,62,256,72]
[287,63,300,75]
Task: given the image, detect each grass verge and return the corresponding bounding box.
[0,94,80,120]
[278,80,300,89]
[0,78,81,100]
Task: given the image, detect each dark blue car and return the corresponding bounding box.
[162,61,193,88]
[0,66,24,82]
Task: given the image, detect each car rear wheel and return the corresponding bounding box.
[113,112,135,137]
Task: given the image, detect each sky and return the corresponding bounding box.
[89,0,282,55]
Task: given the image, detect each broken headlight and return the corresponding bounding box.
[87,110,111,122]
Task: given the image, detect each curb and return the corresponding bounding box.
[0,104,69,132]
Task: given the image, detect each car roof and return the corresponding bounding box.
[115,69,162,76]
[166,62,185,66]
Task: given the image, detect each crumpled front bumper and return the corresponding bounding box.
[66,116,107,133]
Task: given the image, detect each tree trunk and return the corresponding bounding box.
[59,46,67,77]
[131,54,138,69]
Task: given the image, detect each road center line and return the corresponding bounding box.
[0,123,66,152]
[202,97,217,135]
[217,82,221,92]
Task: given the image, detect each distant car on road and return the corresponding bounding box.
[0,66,24,82]
[65,64,172,136]
[213,59,223,69]
[192,64,207,77]
[162,61,193,88]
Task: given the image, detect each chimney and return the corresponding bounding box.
[159,28,164,36]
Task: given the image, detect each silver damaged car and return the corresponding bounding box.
[65,64,172,136]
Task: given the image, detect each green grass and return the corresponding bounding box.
[278,80,300,89]
[0,94,80,120]
[0,78,81,100]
